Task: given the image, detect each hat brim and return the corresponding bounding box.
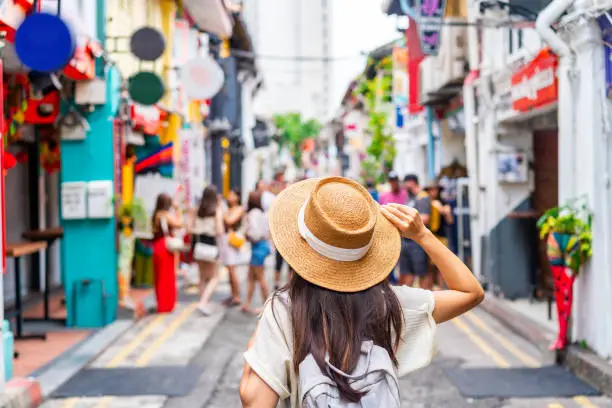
[268,179,401,293]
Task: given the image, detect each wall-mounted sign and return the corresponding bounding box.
[181,56,225,100]
[599,13,612,98]
[252,119,270,149]
[418,0,448,56]
[130,26,166,61]
[496,151,528,184]
[61,181,87,220]
[87,180,114,219]
[15,12,76,72]
[128,71,165,106]
[392,47,409,129]
[511,48,558,112]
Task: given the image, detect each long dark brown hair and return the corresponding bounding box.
[274,273,404,402]
[198,185,219,218]
[152,193,173,229]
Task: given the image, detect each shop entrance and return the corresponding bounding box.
[532,129,559,297]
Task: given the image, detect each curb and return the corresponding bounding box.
[0,378,42,408]
[480,294,612,396]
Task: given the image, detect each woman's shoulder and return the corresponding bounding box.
[391,285,435,313]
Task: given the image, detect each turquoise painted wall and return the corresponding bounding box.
[60,67,121,327]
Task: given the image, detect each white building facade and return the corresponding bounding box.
[242,0,334,121]
[462,0,612,359]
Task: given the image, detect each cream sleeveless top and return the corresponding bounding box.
[244,286,437,407]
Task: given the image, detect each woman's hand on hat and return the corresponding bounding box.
[381,204,428,242]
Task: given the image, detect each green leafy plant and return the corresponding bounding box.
[536,197,593,270]
[273,113,322,167]
[118,198,148,231]
[353,55,396,183]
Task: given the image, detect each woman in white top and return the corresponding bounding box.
[239,177,485,407]
[242,191,271,314]
[191,186,224,315]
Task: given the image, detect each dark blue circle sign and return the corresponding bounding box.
[15,13,76,73]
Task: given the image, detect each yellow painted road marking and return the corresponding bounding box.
[465,312,540,367]
[90,304,198,408]
[60,314,168,408]
[548,403,564,408]
[135,303,198,366]
[574,396,598,407]
[451,316,510,368]
[106,314,167,368]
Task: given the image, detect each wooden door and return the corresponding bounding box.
[532,129,558,295]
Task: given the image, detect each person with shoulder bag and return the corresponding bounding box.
[190,185,225,316]
[152,193,184,313]
[241,191,271,314]
[221,189,246,307]
[239,176,484,408]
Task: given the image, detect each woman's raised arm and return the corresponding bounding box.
[381,204,484,323]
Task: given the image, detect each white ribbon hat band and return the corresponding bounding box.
[297,200,373,262]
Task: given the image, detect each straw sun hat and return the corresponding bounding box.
[268,176,401,292]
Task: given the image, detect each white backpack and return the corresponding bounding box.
[299,341,401,407]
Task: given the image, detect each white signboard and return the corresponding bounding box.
[133,174,180,237]
[87,180,114,219]
[178,128,206,208]
[61,181,87,220]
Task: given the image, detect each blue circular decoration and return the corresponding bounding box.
[15,13,76,73]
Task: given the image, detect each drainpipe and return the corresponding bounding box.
[536,0,575,202]
[426,106,436,180]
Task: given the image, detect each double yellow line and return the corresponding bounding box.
[61,303,198,408]
[451,312,598,408]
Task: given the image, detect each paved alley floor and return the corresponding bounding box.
[39,277,612,408]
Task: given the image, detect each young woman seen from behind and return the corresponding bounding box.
[239,176,484,407]
[221,189,245,307]
[242,191,271,314]
[151,193,183,314]
[191,185,224,315]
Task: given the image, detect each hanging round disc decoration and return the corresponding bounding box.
[130,26,166,61]
[181,56,225,100]
[15,13,76,73]
[128,71,166,106]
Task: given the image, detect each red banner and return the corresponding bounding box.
[0,61,6,271]
[511,48,558,112]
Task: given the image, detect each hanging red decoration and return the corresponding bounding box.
[3,152,16,170]
[15,151,28,163]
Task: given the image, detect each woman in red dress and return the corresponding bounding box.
[152,193,183,313]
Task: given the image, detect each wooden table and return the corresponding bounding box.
[23,227,65,323]
[5,241,48,341]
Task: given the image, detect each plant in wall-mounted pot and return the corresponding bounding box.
[536,198,593,351]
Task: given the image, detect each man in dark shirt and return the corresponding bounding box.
[399,174,432,288]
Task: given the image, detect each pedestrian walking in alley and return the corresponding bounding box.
[221,189,247,307]
[191,185,225,316]
[268,171,294,290]
[402,174,433,289]
[365,178,379,202]
[242,191,271,314]
[151,193,184,313]
[239,176,484,407]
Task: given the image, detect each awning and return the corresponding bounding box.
[183,0,233,38]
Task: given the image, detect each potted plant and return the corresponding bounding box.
[536,198,593,351]
[117,198,147,309]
